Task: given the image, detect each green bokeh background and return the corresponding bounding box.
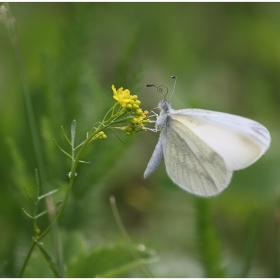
[0,2,280,277]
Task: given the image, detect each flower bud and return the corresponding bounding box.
[126,126,133,132]
[135,109,143,116]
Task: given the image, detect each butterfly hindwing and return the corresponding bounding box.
[162,116,233,196]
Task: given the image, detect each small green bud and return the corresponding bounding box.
[135,100,141,105]
[130,122,136,128]
[132,104,139,110]
[126,104,133,111]
[135,109,143,116]
[100,132,106,139]
[131,95,138,101]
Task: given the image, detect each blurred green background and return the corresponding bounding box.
[0,2,280,277]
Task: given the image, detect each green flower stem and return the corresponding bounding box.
[18,240,36,277]
[18,112,130,277]
[38,116,121,239]
[38,129,103,241]
[37,121,114,232]
[102,103,117,122]
[89,104,129,135]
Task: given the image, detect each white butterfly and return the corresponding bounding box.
[144,77,271,197]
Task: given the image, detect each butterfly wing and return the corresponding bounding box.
[171,109,271,170]
[162,117,233,197]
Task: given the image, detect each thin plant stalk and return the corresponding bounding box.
[110,196,154,278]
[18,240,36,277]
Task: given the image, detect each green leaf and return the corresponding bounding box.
[38,189,59,201]
[74,139,86,150]
[22,208,34,219]
[61,125,72,146]
[53,138,73,159]
[23,186,35,205]
[67,244,157,277]
[71,120,76,147]
[110,127,125,143]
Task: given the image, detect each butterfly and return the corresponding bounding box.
[144,76,271,197]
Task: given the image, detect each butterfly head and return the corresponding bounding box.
[158,98,171,113]
[146,76,177,130]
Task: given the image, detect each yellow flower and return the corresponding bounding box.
[112,85,132,107]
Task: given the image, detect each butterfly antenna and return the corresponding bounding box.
[168,75,177,102]
[146,83,168,99]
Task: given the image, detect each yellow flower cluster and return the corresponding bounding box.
[130,109,149,127]
[112,85,150,135]
[112,85,142,110]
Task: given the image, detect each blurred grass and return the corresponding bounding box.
[196,198,225,277]
[0,2,280,277]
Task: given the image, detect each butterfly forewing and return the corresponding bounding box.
[170,109,271,170]
[162,116,233,196]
